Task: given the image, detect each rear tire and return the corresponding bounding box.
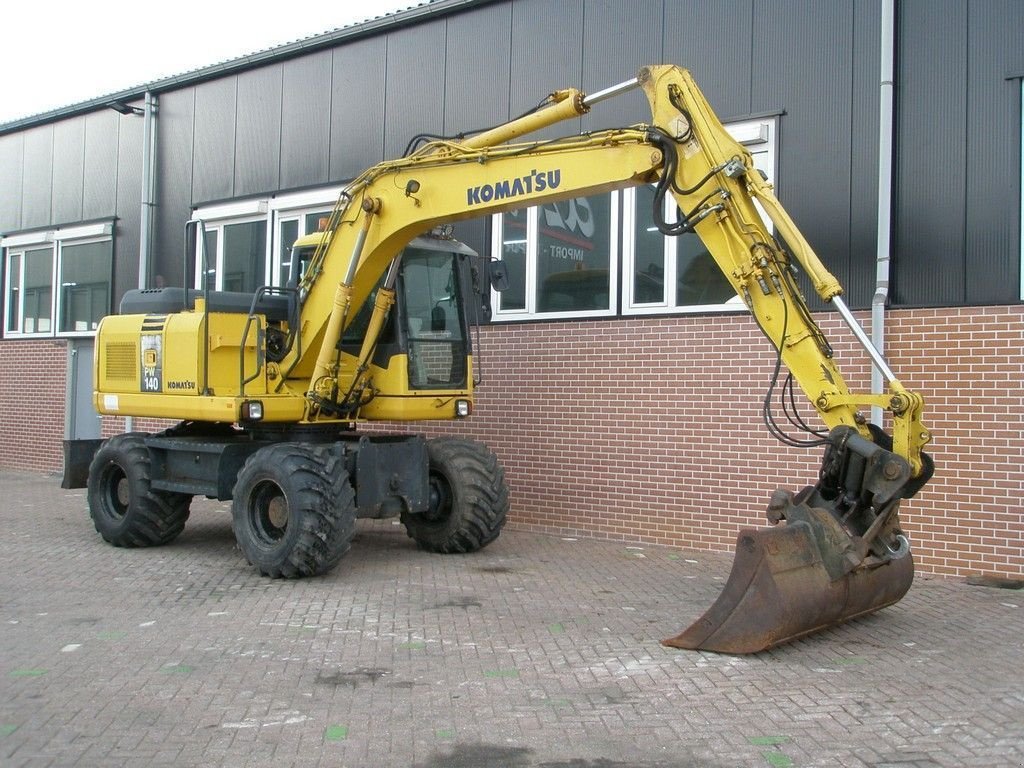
[401,438,509,553]
[87,433,192,547]
[231,443,356,578]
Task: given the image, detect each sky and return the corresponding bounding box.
[0,0,416,124]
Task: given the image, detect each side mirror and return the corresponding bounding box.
[488,260,511,292]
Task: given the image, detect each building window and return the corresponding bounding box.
[2,222,113,338]
[193,191,336,292]
[490,117,777,321]
[492,192,619,319]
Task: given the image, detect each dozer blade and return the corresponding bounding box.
[663,519,913,654]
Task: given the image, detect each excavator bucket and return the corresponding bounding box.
[665,426,926,655]
[663,514,913,654]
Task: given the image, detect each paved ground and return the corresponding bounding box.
[1,470,1022,768]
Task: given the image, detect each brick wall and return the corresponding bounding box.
[0,339,69,472]
[2,305,1021,578]
[405,305,1024,579]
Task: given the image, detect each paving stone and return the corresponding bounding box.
[0,469,1022,767]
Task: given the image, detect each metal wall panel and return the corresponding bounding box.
[234,65,283,197]
[752,0,855,305]
[581,0,662,132]
[0,133,24,232]
[330,36,387,181]
[21,125,54,229]
[846,0,882,309]
[509,0,585,141]
[964,0,1024,305]
[192,78,237,204]
[443,2,513,136]
[51,119,85,225]
[662,0,753,120]
[82,110,119,220]
[153,89,195,287]
[115,111,143,301]
[893,0,966,307]
[383,19,447,161]
[280,50,333,189]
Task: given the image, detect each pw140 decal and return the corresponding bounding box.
[467,169,562,206]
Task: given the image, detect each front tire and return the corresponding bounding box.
[401,438,509,553]
[87,433,192,547]
[231,443,356,578]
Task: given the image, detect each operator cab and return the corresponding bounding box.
[290,230,483,391]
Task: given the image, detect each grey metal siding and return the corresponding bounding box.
[894,0,967,307]
[51,120,85,225]
[280,51,333,189]
[330,36,387,181]
[0,133,24,231]
[443,2,513,136]
[1,0,1020,311]
[509,0,585,140]
[847,0,882,310]
[662,0,753,120]
[115,113,144,301]
[153,89,196,286]
[192,78,237,204]
[963,0,1023,305]
[581,0,663,131]
[753,0,857,307]
[82,111,119,221]
[383,19,447,161]
[234,65,283,197]
[22,125,54,229]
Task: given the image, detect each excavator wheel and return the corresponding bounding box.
[400,437,509,553]
[87,433,192,547]
[231,443,356,578]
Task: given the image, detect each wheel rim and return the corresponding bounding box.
[101,465,129,519]
[248,480,289,544]
[425,471,454,523]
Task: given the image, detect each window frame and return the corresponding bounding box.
[192,187,342,292]
[488,117,778,323]
[490,191,621,321]
[2,222,113,339]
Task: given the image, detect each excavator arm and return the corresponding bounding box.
[92,65,931,653]
[283,65,935,653]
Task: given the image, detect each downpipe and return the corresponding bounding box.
[872,0,896,425]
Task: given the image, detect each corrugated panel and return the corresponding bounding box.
[383,18,447,161]
[153,89,195,287]
[846,0,882,310]
[192,78,237,203]
[329,36,387,181]
[662,0,753,119]
[443,2,513,136]
[51,119,85,225]
[0,133,24,231]
[580,0,662,132]
[82,110,119,220]
[115,111,143,299]
[21,124,54,229]
[964,0,1024,305]
[752,0,855,308]
[280,50,332,189]
[509,0,585,141]
[893,0,966,306]
[234,65,283,196]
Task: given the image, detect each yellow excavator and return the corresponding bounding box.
[81,66,934,654]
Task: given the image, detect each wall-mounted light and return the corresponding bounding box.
[106,100,144,116]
